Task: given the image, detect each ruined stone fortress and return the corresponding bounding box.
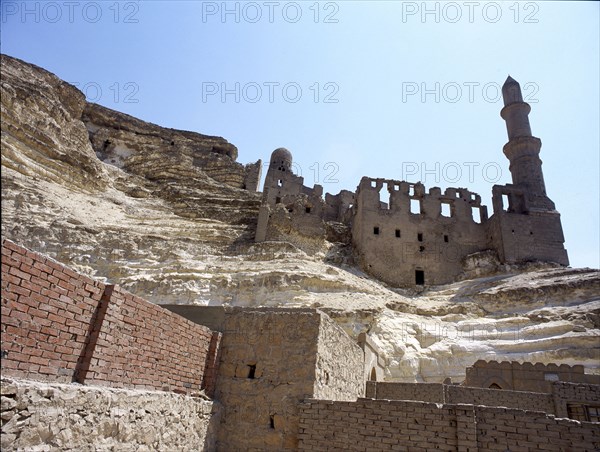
[2,239,599,450]
[256,77,569,286]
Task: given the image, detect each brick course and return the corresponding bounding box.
[298,398,600,451]
[1,239,219,395]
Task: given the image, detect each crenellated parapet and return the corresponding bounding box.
[355,176,488,224]
[465,360,599,393]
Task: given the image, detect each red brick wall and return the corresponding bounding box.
[1,239,219,395]
[1,239,104,382]
[85,286,214,394]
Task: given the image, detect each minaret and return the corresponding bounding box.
[500,76,552,208]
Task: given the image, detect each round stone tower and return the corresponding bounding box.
[500,76,548,200]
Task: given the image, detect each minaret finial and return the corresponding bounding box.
[502,75,523,105]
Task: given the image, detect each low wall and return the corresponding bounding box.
[366,381,555,413]
[1,239,218,395]
[366,381,443,403]
[465,359,600,392]
[446,384,555,413]
[298,398,600,451]
[1,377,216,452]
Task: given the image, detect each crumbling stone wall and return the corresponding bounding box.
[1,377,216,452]
[298,398,600,451]
[352,177,490,286]
[314,311,364,401]
[1,239,219,395]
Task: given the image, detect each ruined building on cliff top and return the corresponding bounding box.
[255,76,569,286]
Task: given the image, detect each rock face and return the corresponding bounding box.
[1,377,216,451]
[1,53,599,382]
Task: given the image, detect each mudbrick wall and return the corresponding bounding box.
[298,398,600,451]
[465,359,600,392]
[1,377,217,451]
[214,308,364,451]
[1,238,219,395]
[553,382,600,421]
[366,381,556,414]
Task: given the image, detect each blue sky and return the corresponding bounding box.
[2,1,599,268]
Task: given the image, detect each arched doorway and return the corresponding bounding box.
[370,367,377,381]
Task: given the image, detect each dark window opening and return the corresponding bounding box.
[305,207,311,214]
[567,404,587,421]
[247,364,256,379]
[530,231,533,235]
[275,197,282,204]
[489,383,502,390]
[395,229,401,238]
[444,235,449,243]
[269,415,275,429]
[171,141,175,146]
[417,233,423,242]
[587,406,600,423]
[419,246,425,253]
[373,226,380,235]
[415,270,425,285]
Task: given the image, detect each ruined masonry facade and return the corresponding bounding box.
[256,77,569,286]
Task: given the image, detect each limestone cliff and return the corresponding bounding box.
[1,54,598,382]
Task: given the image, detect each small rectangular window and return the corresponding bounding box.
[275,197,281,204]
[305,207,311,213]
[441,203,451,217]
[417,233,423,242]
[395,229,401,238]
[444,235,449,243]
[410,199,421,214]
[373,226,380,235]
